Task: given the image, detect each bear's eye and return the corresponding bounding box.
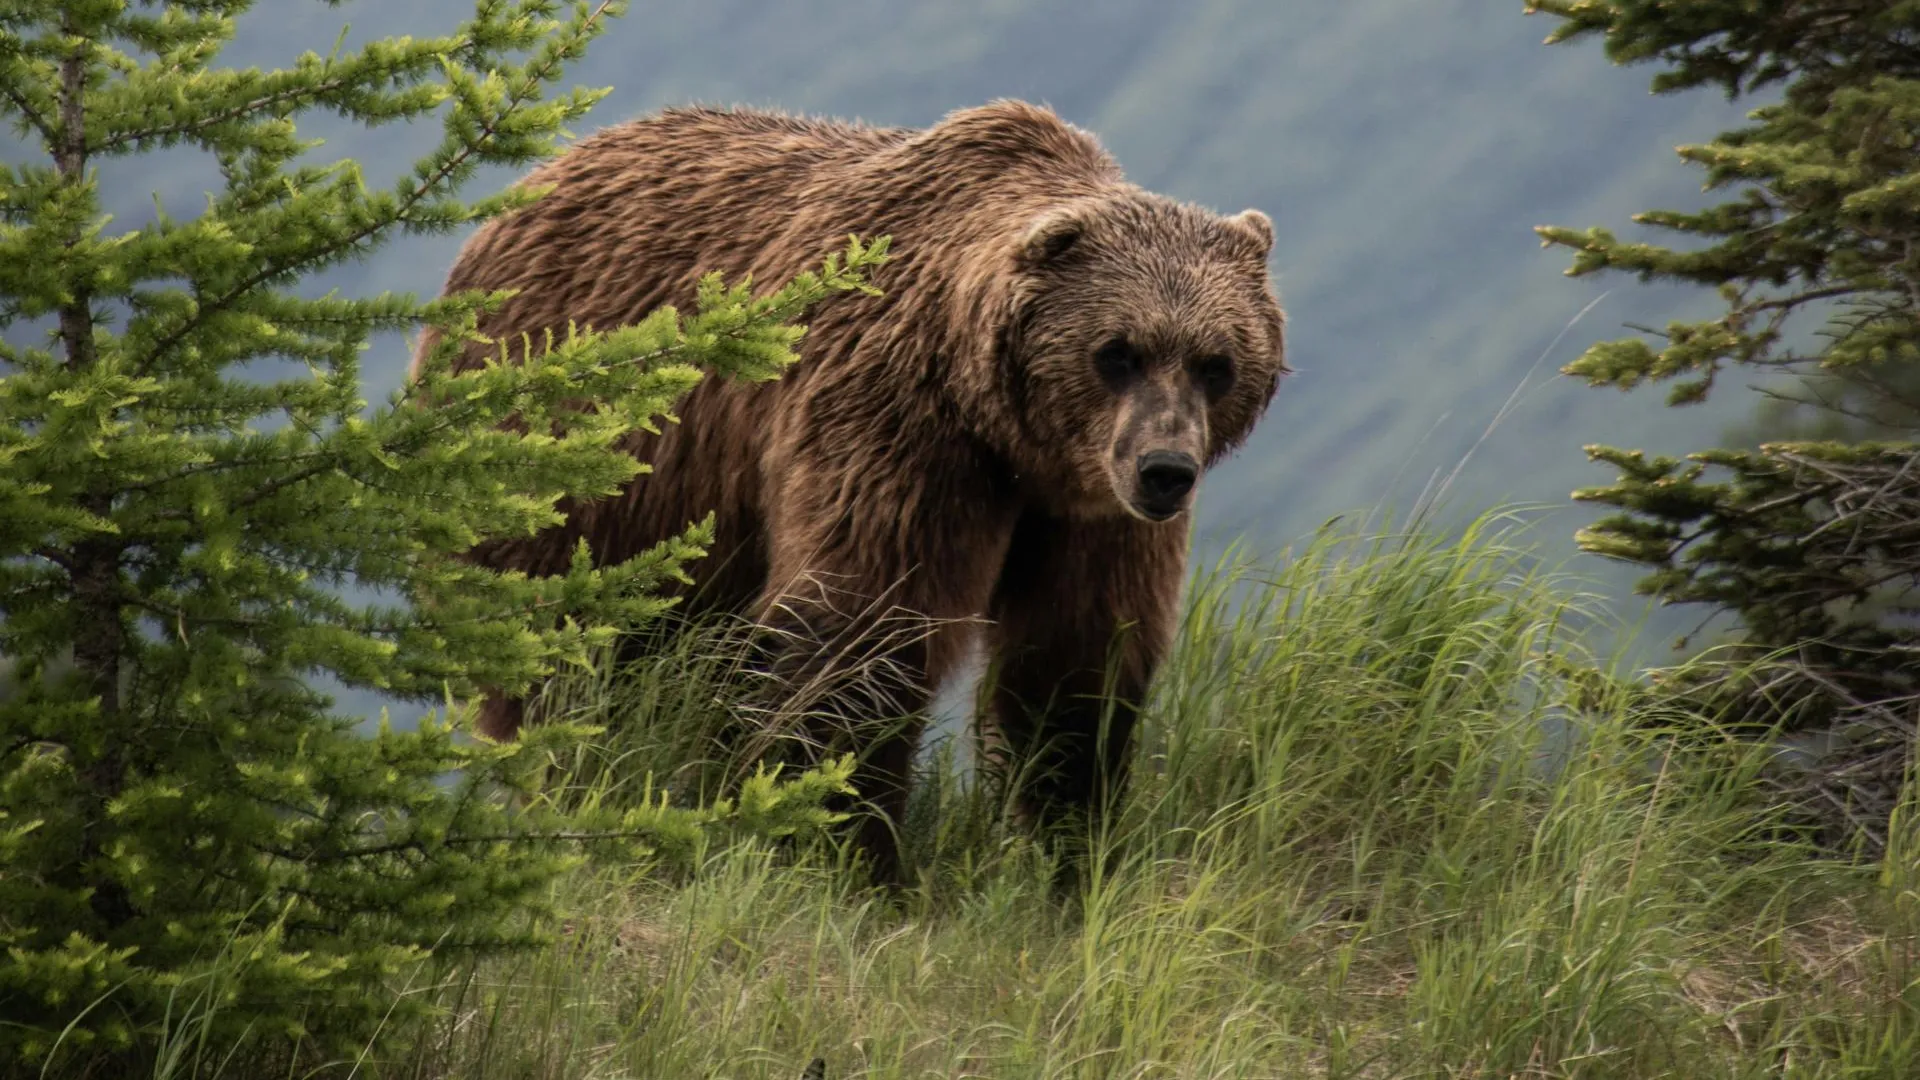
[1093,337,1143,386]
[1195,354,1235,398]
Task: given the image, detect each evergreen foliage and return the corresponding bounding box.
[0,0,876,1071]
[1529,0,1920,845]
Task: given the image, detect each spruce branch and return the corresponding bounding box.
[132,0,622,377]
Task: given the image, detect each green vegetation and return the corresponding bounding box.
[4,0,1917,1077]
[214,515,1917,1078]
[1530,0,1920,848]
[0,0,867,1072]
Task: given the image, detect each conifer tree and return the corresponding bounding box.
[0,0,872,1071]
[1529,0,1920,845]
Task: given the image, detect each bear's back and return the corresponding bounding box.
[417,107,916,376]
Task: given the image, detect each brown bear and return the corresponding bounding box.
[412,100,1288,886]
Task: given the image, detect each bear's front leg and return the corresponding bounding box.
[982,508,1187,883]
[750,448,1018,889]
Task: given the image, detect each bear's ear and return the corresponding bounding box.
[1016,205,1093,269]
[1226,208,1274,257]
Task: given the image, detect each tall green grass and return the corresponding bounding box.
[162,514,1919,1078]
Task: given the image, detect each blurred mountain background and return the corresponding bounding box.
[32,0,1772,721]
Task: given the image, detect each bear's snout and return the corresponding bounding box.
[1133,450,1199,520]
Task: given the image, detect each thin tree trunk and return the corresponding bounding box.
[52,23,133,930]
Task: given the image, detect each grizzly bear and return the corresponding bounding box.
[413,100,1288,886]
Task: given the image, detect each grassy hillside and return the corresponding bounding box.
[14,8,1917,1077]
[154,515,1918,1078]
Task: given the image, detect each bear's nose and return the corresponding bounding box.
[1136,450,1199,511]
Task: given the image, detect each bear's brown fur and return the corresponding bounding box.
[413,100,1288,885]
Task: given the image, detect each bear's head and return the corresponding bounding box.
[998,191,1287,523]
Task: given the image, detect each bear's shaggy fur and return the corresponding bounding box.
[414,100,1287,884]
